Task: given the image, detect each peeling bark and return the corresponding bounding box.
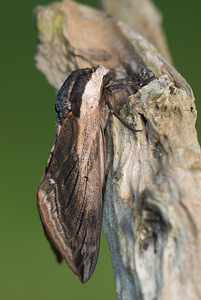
[34,0,201,299]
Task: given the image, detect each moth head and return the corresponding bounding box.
[102,69,114,87]
[92,65,114,88]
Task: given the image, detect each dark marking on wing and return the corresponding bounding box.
[56,68,94,122]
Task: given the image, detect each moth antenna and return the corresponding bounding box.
[65,40,93,68]
[64,40,79,69]
[69,52,94,67]
[105,99,142,133]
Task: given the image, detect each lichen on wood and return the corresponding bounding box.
[34,0,201,299]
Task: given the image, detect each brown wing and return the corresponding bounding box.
[36,113,104,283]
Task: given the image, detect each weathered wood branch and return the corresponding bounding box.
[34,0,201,299]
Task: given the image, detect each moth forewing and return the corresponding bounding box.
[36,65,112,283]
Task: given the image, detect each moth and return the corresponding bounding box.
[36,65,116,283]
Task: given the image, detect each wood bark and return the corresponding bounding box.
[34,0,201,299]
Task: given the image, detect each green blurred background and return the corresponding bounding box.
[1,0,200,299]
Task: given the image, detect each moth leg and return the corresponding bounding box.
[105,99,142,133]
